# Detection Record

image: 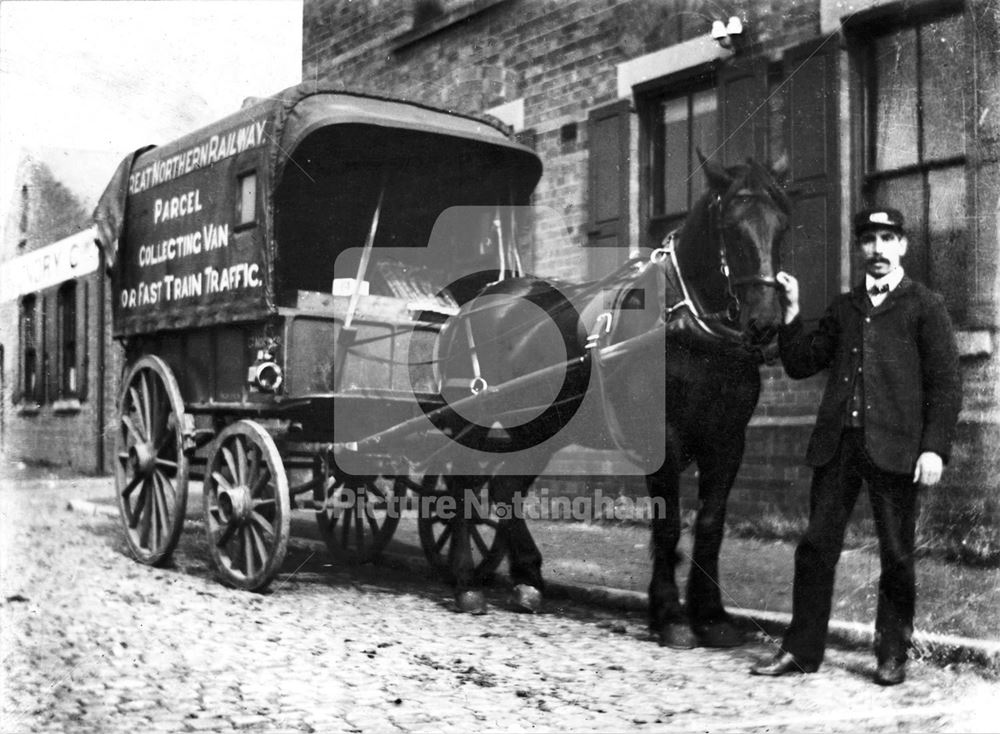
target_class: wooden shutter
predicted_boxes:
[587,100,631,277]
[781,39,841,323]
[718,57,767,163]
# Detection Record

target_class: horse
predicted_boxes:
[436,153,790,647]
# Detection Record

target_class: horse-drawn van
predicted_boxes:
[95,83,546,592]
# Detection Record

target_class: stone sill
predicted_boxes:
[391,0,509,52]
[956,330,993,359]
[52,398,83,415]
[16,404,41,416]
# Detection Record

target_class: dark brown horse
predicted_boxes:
[437,154,790,646]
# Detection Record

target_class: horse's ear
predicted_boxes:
[770,153,790,186]
[697,148,732,191]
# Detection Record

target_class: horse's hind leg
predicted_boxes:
[492,475,544,612]
[686,447,744,647]
[646,464,696,648]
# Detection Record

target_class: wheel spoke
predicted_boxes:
[121,413,144,446]
[366,511,381,538]
[234,438,248,486]
[129,479,149,529]
[216,520,238,549]
[470,525,490,557]
[222,445,239,485]
[149,473,165,552]
[250,466,271,498]
[120,472,143,500]
[128,387,147,439]
[243,528,256,579]
[248,446,261,492]
[139,373,153,441]
[211,470,234,493]
[250,510,275,539]
[433,523,453,554]
[155,457,178,472]
[249,523,269,568]
[137,478,154,547]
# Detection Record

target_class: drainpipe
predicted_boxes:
[96,248,106,475]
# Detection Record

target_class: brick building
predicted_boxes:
[1,0,997,558]
[0,152,123,474]
[300,0,999,551]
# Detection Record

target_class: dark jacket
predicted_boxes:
[779,276,961,474]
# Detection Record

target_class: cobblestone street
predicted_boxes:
[1,475,996,733]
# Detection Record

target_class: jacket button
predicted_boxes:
[851,347,859,354]
[864,317,871,323]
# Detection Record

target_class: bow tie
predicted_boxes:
[868,283,890,296]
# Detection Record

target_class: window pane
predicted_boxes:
[927,167,967,318]
[874,28,918,171]
[238,173,257,224]
[690,89,718,200]
[921,15,967,161]
[662,97,689,214]
[874,173,924,279]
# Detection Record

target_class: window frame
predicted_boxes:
[57,280,78,398]
[853,4,972,323]
[18,293,39,406]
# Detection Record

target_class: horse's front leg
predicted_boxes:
[686,437,746,647]
[491,474,544,612]
[646,462,696,648]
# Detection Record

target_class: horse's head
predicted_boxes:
[679,152,790,348]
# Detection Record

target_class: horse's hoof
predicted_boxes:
[455,590,488,614]
[695,620,744,648]
[658,622,697,649]
[513,584,542,613]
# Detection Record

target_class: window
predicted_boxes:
[20,294,38,404]
[58,281,78,396]
[649,84,718,236]
[236,172,257,226]
[638,45,840,321]
[860,11,969,320]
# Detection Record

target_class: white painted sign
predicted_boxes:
[0,226,99,301]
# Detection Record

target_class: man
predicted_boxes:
[749,207,961,685]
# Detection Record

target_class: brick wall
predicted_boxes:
[298,0,1000,550]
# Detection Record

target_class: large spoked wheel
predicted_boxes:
[417,475,507,585]
[114,355,189,566]
[313,463,405,563]
[202,420,290,591]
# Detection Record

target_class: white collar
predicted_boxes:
[866,267,905,294]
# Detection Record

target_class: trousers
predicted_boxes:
[782,429,919,667]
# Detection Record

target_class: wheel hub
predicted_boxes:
[217,485,253,524]
[129,443,157,477]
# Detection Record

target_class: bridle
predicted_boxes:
[649,171,787,354]
[706,190,783,323]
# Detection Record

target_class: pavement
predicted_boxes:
[2,467,999,733]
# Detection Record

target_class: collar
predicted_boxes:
[866,268,905,295]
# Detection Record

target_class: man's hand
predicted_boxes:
[914,451,944,486]
[775,271,800,324]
